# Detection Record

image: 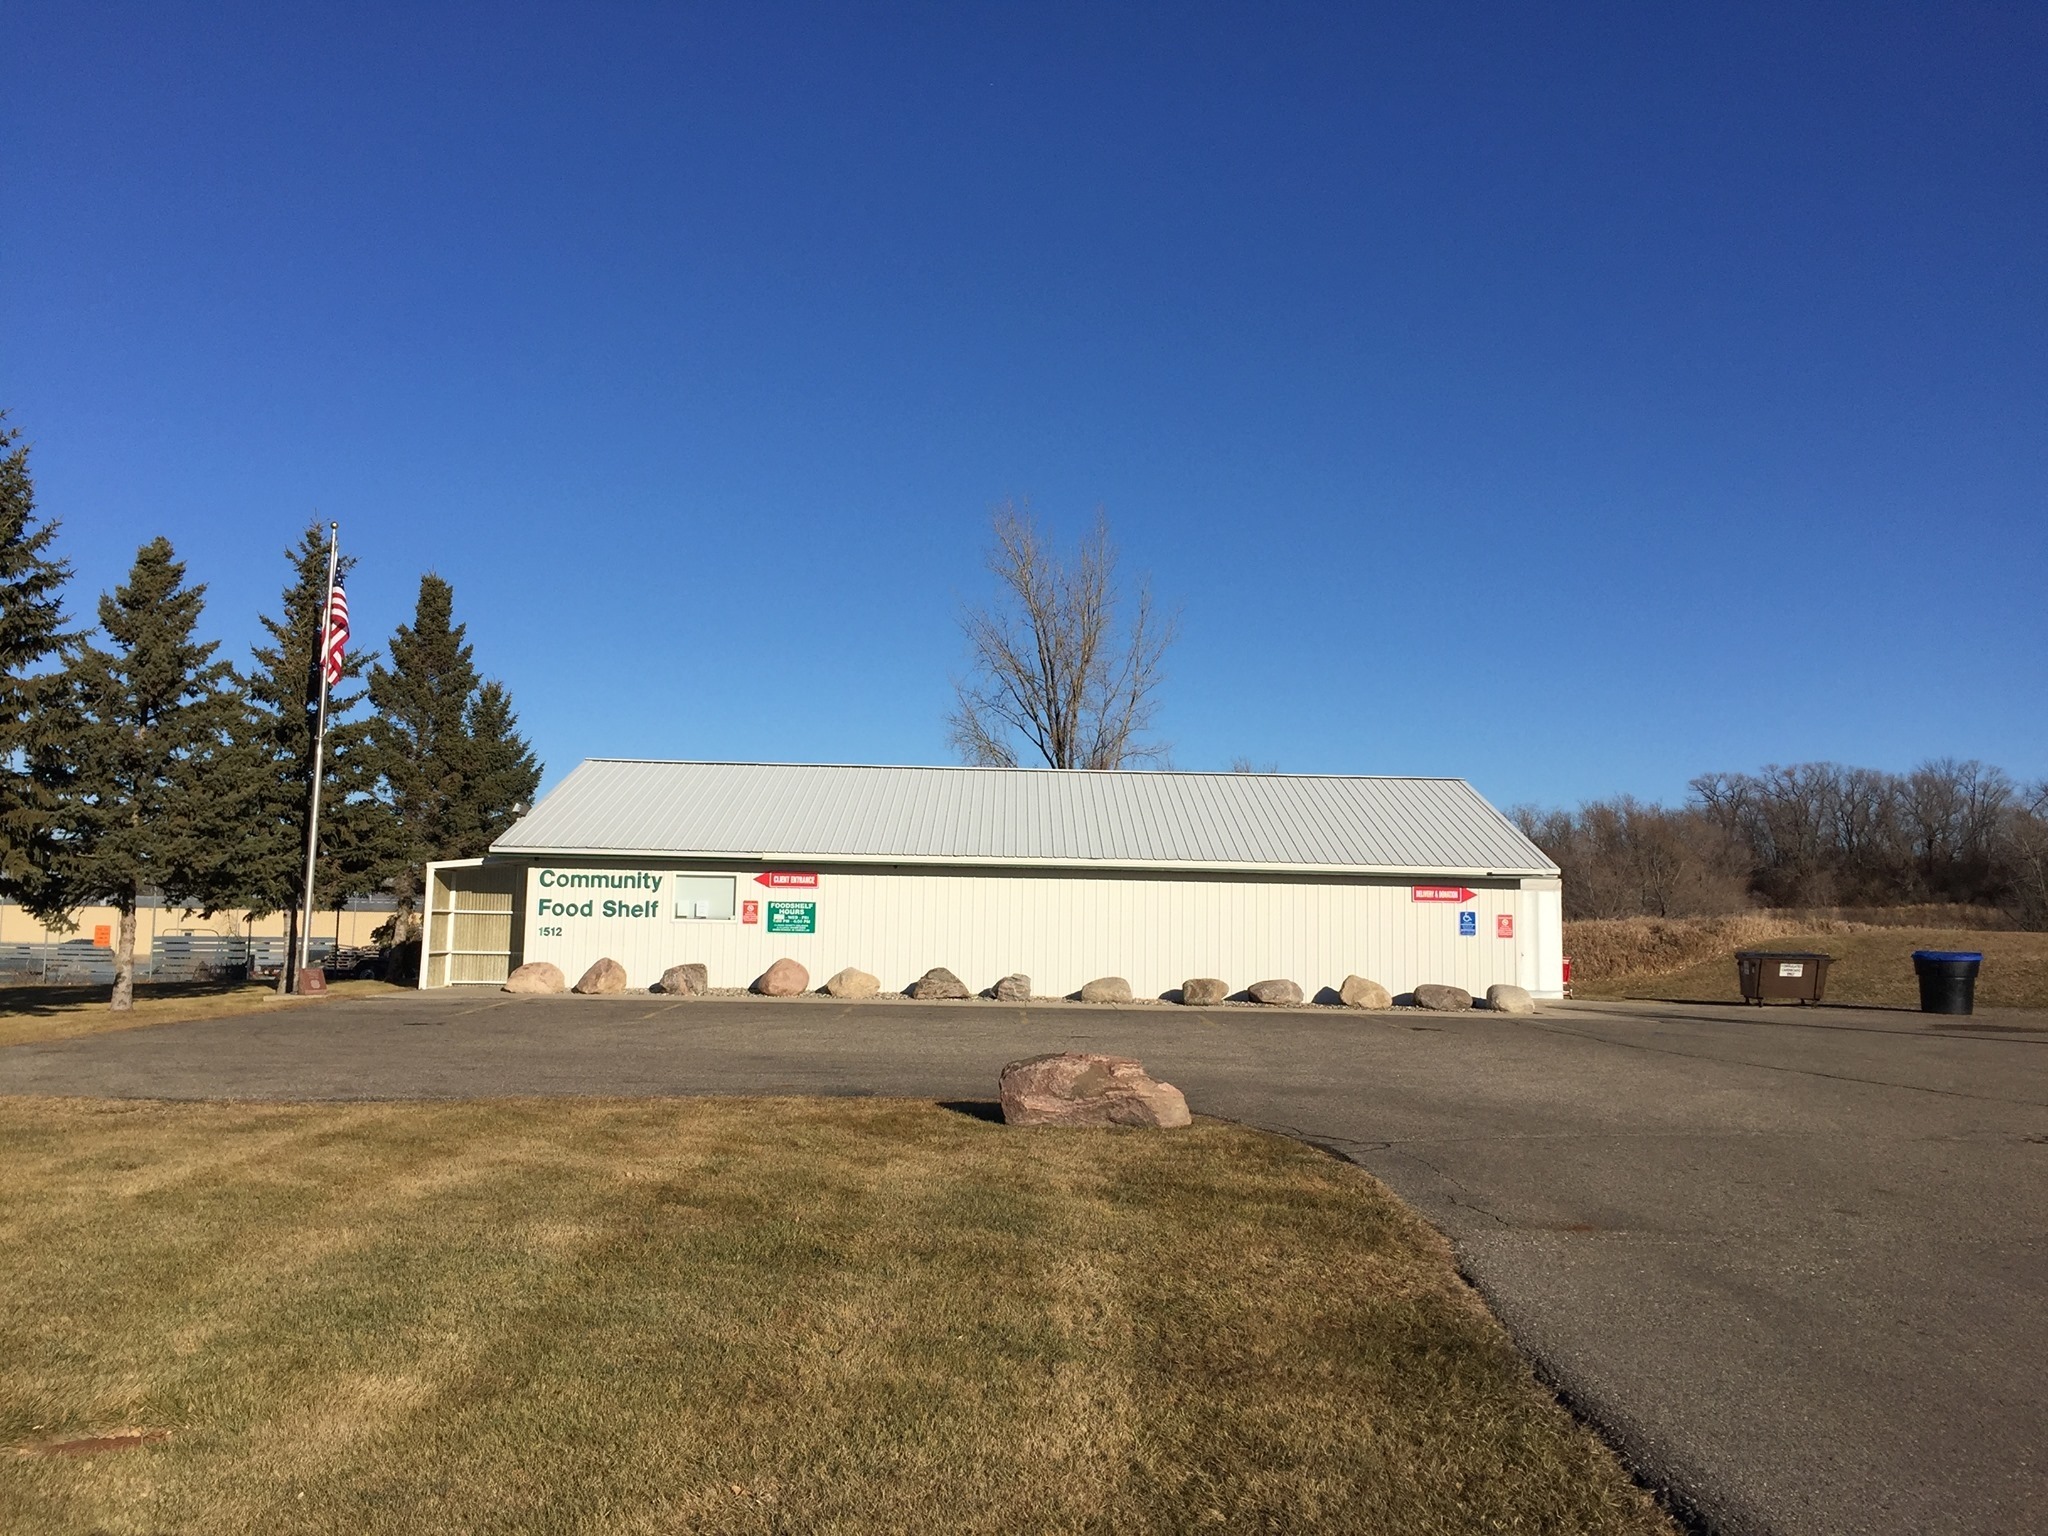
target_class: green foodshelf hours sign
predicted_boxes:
[766,900,816,934]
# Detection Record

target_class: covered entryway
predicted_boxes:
[423,858,525,986]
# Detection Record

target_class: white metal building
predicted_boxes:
[422,760,1564,999]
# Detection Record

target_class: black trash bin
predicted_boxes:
[1911,950,1982,1015]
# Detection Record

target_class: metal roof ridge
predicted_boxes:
[573,758,1471,782]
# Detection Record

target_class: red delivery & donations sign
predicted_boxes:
[1411,885,1476,903]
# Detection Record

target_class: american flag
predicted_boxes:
[322,585,350,688]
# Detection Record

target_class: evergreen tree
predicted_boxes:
[456,680,541,856]
[30,539,244,1009]
[369,574,539,903]
[369,574,477,899]
[0,413,74,899]
[234,524,401,981]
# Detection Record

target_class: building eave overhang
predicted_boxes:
[485,844,1557,880]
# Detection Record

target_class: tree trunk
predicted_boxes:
[276,906,297,994]
[110,901,137,1012]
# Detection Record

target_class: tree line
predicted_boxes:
[1516,759,2048,926]
[0,414,540,1007]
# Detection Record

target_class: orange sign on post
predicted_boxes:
[93,924,112,949]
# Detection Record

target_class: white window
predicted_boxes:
[673,875,737,921]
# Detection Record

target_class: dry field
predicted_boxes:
[0,979,401,1049]
[1567,914,2048,1010]
[0,1097,1673,1535]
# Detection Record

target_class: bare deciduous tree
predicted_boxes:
[1528,759,2048,923]
[948,503,1177,770]
[2000,780,2048,927]
[1514,798,1751,919]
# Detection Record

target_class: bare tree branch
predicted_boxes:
[948,502,1178,770]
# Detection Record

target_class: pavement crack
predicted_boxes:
[1396,1146,1514,1227]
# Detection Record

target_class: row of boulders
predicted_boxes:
[503,957,1536,1014]
[1399,982,1536,1014]
[510,970,1199,1129]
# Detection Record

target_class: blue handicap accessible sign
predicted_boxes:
[1458,910,1477,936]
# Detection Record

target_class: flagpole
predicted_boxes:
[296,521,341,988]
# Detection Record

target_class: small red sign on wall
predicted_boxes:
[1497,915,1515,939]
[93,924,112,948]
[755,871,819,888]
[741,900,760,924]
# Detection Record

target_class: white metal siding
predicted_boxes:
[501,861,1564,1000]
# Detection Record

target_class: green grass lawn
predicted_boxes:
[1573,926,2048,1010]
[0,1097,1672,1535]
[0,978,404,1049]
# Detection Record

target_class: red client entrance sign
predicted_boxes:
[755,871,819,888]
[1411,885,1477,903]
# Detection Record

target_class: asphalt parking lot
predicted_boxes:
[5,991,2045,1536]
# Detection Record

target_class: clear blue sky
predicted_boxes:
[6,2,2044,810]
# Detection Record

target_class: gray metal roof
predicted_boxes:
[492,760,1557,878]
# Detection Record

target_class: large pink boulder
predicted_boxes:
[999,1053,1191,1129]
[753,958,810,996]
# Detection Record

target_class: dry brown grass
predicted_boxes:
[1765,903,2016,931]
[1564,905,2024,987]
[0,979,402,1049]
[1568,917,2048,1010]
[1564,914,1848,984]
[0,1097,1674,1535]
